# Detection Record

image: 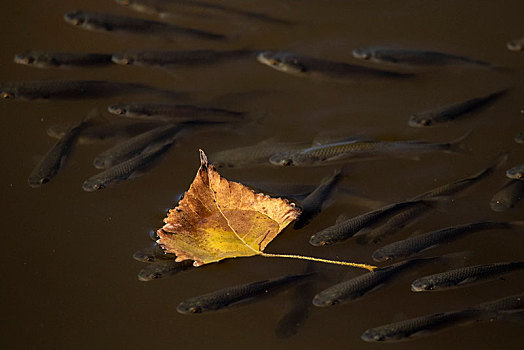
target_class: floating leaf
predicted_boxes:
[157,150,376,271]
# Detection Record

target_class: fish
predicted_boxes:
[294,169,343,229]
[357,153,508,244]
[107,103,245,123]
[138,260,193,281]
[28,113,94,187]
[361,308,489,342]
[506,165,524,180]
[371,221,522,262]
[210,138,308,168]
[111,50,254,68]
[47,121,162,144]
[490,179,524,211]
[0,80,181,100]
[313,257,439,307]
[408,89,508,127]
[310,199,433,246]
[352,46,492,68]
[256,51,412,81]
[93,124,180,169]
[507,38,524,52]
[82,142,173,191]
[13,51,113,68]
[269,132,470,167]
[475,292,524,311]
[133,243,176,262]
[64,11,225,41]
[114,0,291,25]
[274,280,315,338]
[515,132,524,144]
[176,273,314,314]
[411,262,524,291]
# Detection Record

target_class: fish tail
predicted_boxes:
[492,309,524,324]
[446,130,473,153]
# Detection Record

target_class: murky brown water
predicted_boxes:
[1,1,523,349]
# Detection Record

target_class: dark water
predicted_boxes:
[1,1,523,349]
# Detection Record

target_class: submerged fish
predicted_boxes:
[352,46,492,68]
[28,115,94,187]
[14,51,112,68]
[111,50,254,68]
[210,138,308,168]
[372,221,522,262]
[507,38,524,52]
[310,199,432,246]
[275,280,315,338]
[176,273,314,314]
[256,51,411,81]
[490,179,524,211]
[64,11,225,40]
[358,153,508,244]
[133,243,175,262]
[411,261,524,291]
[313,257,438,307]
[83,142,173,191]
[47,121,162,144]
[138,260,193,281]
[506,165,524,180]
[408,89,508,127]
[93,124,180,169]
[269,132,470,167]
[0,80,179,100]
[294,170,343,229]
[476,292,524,311]
[107,103,244,123]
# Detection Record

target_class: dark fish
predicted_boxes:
[14,51,112,68]
[408,89,508,127]
[358,153,508,244]
[310,199,432,246]
[107,103,244,123]
[372,221,521,262]
[352,46,492,68]
[138,260,193,281]
[93,124,180,169]
[111,50,254,68]
[506,165,524,180]
[64,11,225,41]
[28,116,93,187]
[515,132,524,144]
[133,243,175,262]
[313,257,438,307]
[82,142,173,191]
[269,132,470,167]
[476,292,524,311]
[490,179,524,211]
[507,38,524,52]
[114,0,291,25]
[47,121,162,144]
[0,80,180,100]
[411,262,524,291]
[256,51,412,81]
[176,273,313,314]
[361,309,488,342]
[294,170,342,229]
[210,138,308,168]
[275,280,315,338]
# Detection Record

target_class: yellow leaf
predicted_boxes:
[157,150,301,266]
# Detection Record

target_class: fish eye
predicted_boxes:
[280,159,293,166]
[1,92,14,99]
[419,119,432,126]
[268,59,279,66]
[151,273,161,279]
[116,108,126,115]
[40,177,50,184]
[189,306,202,313]
[373,334,385,341]
[94,184,105,190]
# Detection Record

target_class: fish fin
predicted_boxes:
[311,133,373,146]
[446,130,473,153]
[457,277,479,285]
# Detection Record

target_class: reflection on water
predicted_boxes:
[1,0,523,349]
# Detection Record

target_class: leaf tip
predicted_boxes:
[199,149,208,167]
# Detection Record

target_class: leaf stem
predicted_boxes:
[260,252,377,271]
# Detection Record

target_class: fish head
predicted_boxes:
[107,104,128,116]
[82,178,106,192]
[111,53,134,65]
[361,329,386,342]
[507,41,523,52]
[506,168,523,180]
[371,250,391,262]
[312,293,339,307]
[309,232,332,247]
[64,11,86,26]
[269,152,298,167]
[490,198,510,212]
[114,0,132,6]
[408,115,433,127]
[137,269,162,281]
[14,51,36,65]
[0,88,16,100]
[28,175,51,187]
[256,51,306,74]
[352,48,372,60]
[176,301,203,314]
[410,279,432,292]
